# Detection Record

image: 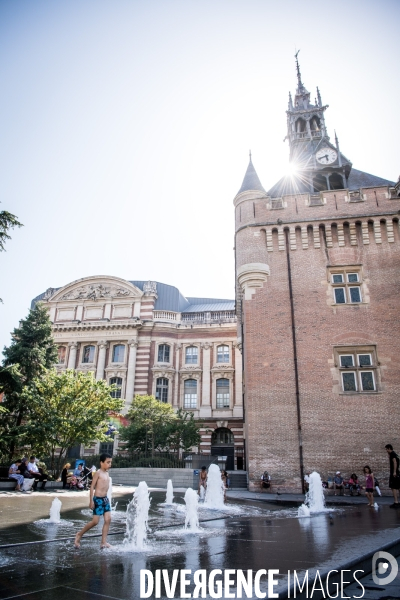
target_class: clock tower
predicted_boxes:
[286,52,352,193]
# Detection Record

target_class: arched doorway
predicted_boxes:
[211,427,234,470]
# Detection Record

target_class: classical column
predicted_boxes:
[233,342,243,417]
[173,344,181,407]
[200,342,211,418]
[125,340,138,408]
[96,341,108,380]
[67,342,78,369]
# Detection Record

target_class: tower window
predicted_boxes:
[295,118,307,133]
[329,173,344,190]
[336,349,377,393]
[313,174,327,193]
[158,344,170,363]
[330,270,362,304]
[310,115,321,131]
[184,379,197,409]
[156,377,169,403]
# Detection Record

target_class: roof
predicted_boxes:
[182,301,235,313]
[267,168,395,198]
[31,281,234,313]
[236,158,266,195]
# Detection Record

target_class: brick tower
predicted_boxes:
[234,56,400,492]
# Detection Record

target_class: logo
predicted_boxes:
[372,551,398,585]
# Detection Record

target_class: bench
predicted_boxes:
[0,466,17,490]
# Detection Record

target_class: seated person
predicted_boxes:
[261,471,271,489]
[333,471,344,495]
[9,460,24,492]
[348,473,361,496]
[73,464,84,478]
[27,455,47,491]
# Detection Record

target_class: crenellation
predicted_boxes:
[301,225,308,249]
[373,220,382,244]
[362,221,369,245]
[289,226,296,250]
[313,224,320,248]
[325,224,333,247]
[337,223,345,246]
[387,220,395,243]
[349,222,357,246]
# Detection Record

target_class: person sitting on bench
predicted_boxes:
[27,456,47,491]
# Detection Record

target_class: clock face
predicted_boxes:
[316,147,337,165]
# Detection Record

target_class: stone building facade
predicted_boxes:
[33,277,244,469]
[234,59,400,491]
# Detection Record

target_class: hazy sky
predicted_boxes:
[1,0,399,350]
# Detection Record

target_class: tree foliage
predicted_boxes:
[0,207,23,303]
[0,303,58,457]
[0,208,22,253]
[119,396,202,456]
[21,369,123,476]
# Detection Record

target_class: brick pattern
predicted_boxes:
[236,185,400,491]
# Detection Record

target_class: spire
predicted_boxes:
[288,91,293,111]
[237,155,265,195]
[295,50,307,95]
[317,86,322,106]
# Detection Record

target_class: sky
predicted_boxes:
[0,0,399,351]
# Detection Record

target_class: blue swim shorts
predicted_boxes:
[93,496,111,515]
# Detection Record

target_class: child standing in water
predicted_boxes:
[74,453,112,549]
[363,465,375,507]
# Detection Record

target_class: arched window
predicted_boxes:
[217,345,229,363]
[112,344,125,363]
[310,115,320,131]
[82,345,95,363]
[110,377,122,398]
[296,118,306,133]
[156,378,169,403]
[158,344,170,363]
[212,427,234,445]
[184,379,197,409]
[185,346,198,364]
[313,174,327,193]
[329,173,344,190]
[216,378,230,408]
[57,346,66,364]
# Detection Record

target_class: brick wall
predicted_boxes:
[236,186,400,491]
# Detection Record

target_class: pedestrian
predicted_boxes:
[385,444,400,508]
[198,466,207,495]
[61,463,71,489]
[74,453,113,549]
[363,466,375,507]
[9,459,24,492]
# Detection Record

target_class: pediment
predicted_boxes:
[50,276,143,302]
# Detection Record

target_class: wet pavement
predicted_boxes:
[0,488,399,599]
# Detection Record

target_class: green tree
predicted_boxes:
[0,303,58,457]
[0,207,23,302]
[165,408,202,454]
[119,395,176,456]
[119,398,202,457]
[21,369,123,476]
